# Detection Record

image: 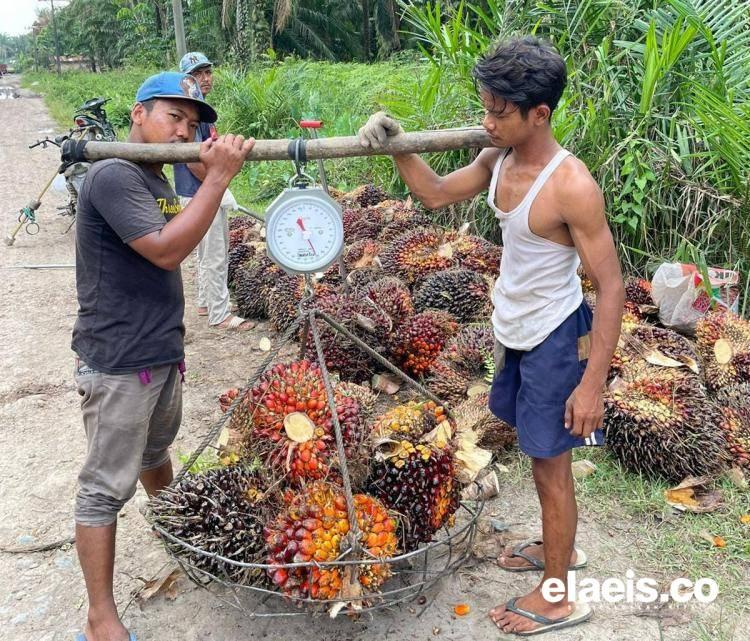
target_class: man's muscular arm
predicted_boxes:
[560,165,625,438]
[392,147,500,209]
[358,112,500,208]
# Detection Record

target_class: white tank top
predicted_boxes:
[488,148,582,350]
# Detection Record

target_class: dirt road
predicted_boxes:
[0,73,742,641]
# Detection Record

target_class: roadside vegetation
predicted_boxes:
[21,0,750,313]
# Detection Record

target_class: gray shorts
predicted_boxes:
[74,359,183,526]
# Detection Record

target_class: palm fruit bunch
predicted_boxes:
[377,212,433,243]
[149,465,269,585]
[442,231,503,277]
[229,227,246,250]
[610,324,700,381]
[361,277,415,329]
[340,184,389,208]
[372,399,448,440]
[370,198,430,242]
[367,436,459,551]
[585,279,648,329]
[624,276,655,307]
[218,387,239,414]
[227,243,256,287]
[367,400,461,549]
[696,311,750,392]
[267,274,306,332]
[314,263,343,288]
[343,238,382,270]
[264,482,398,600]
[228,213,259,233]
[621,301,646,332]
[717,405,750,470]
[604,369,729,481]
[376,228,455,285]
[389,310,459,376]
[234,255,283,320]
[577,265,595,294]
[228,218,251,250]
[342,207,389,242]
[240,360,367,484]
[414,269,492,323]
[218,386,255,439]
[342,208,375,241]
[454,393,517,452]
[587,298,645,328]
[305,293,391,383]
[345,267,383,291]
[583,291,597,314]
[334,381,378,420]
[427,324,495,403]
[371,198,418,221]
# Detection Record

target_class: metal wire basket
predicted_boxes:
[148,303,486,616]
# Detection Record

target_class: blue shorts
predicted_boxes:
[489,302,605,459]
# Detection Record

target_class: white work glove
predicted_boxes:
[358,111,403,149]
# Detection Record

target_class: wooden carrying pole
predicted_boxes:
[78,128,493,164]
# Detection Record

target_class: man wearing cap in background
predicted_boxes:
[174,52,253,330]
[71,71,254,641]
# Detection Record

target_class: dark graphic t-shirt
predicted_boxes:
[173,122,213,197]
[72,159,185,374]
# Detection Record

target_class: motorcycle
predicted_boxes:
[5,97,117,245]
[56,97,117,218]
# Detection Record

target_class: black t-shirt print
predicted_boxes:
[72,159,185,374]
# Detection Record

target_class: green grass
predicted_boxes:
[23,67,158,135]
[691,615,743,641]
[568,448,749,608]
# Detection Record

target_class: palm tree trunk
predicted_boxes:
[361,0,370,61]
[152,0,163,37]
[385,0,400,51]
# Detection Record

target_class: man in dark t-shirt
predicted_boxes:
[71,71,254,641]
[74,160,186,372]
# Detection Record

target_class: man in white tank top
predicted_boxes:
[359,37,624,635]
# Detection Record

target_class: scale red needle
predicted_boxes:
[296,217,316,255]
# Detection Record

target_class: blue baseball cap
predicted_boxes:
[179,52,213,74]
[135,71,217,123]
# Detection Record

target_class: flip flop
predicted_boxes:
[211,314,255,331]
[498,539,588,572]
[499,597,592,636]
[75,634,137,641]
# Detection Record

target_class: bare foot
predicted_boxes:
[497,541,578,570]
[84,616,131,641]
[489,587,573,634]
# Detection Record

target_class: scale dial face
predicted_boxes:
[265,187,344,274]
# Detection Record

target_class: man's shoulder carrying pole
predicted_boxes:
[61,128,493,165]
